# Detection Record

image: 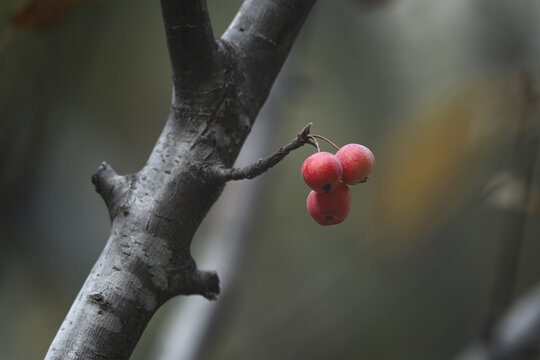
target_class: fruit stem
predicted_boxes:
[311,134,340,151]
[309,135,321,152]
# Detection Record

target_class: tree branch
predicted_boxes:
[160,0,219,96]
[46,0,318,358]
[206,122,314,181]
[151,49,302,360]
[222,0,317,115]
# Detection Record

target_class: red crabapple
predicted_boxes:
[306,182,352,225]
[335,144,375,185]
[301,152,343,193]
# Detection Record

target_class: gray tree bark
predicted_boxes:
[45,0,317,359]
[150,48,301,360]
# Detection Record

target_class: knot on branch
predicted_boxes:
[91,162,128,218]
[175,269,221,301]
[203,122,314,181]
[193,270,221,301]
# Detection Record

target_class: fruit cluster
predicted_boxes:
[302,139,374,226]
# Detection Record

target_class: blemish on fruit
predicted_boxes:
[325,215,334,220]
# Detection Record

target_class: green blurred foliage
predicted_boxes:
[1,0,540,359]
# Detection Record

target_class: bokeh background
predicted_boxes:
[1,0,540,359]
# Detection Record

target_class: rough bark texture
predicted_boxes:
[45,0,317,359]
[151,52,300,360]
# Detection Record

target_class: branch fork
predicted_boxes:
[46,0,318,358]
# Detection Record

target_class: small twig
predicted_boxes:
[207,123,315,181]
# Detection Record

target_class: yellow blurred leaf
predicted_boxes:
[370,75,524,250]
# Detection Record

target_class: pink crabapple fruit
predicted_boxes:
[306,182,352,226]
[301,152,343,193]
[335,144,375,185]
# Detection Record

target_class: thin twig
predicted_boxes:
[207,123,315,181]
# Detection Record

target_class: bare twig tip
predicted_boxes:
[197,270,221,301]
[299,122,312,138]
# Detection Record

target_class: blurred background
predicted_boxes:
[1,0,540,359]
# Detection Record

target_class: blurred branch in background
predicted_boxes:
[457,281,540,360]
[456,72,540,360]
[150,45,303,360]
[484,72,540,333]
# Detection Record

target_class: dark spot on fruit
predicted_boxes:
[325,215,333,220]
[323,184,332,193]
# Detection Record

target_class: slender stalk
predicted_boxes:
[311,134,340,151]
[309,135,321,152]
